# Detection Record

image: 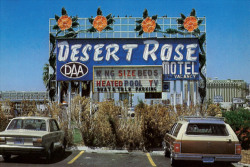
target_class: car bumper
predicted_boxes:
[0,145,45,155]
[173,153,242,163]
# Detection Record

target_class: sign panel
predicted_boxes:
[162,82,170,92]
[232,98,245,104]
[93,66,162,93]
[213,96,223,103]
[56,38,199,81]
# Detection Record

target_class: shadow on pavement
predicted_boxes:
[0,150,72,164]
[173,161,235,167]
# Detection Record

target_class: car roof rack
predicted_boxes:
[178,116,225,122]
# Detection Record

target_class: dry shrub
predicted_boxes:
[205,104,221,117]
[20,100,38,116]
[0,102,9,131]
[135,104,177,149]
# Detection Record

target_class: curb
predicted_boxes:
[70,146,166,155]
[69,146,129,154]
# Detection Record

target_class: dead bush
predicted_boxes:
[0,102,9,131]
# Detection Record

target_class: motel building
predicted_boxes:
[48,8,207,109]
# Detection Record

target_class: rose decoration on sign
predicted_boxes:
[183,16,198,32]
[87,8,114,32]
[57,15,72,31]
[52,7,79,37]
[177,9,203,34]
[135,9,161,36]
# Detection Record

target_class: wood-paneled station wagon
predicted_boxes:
[0,117,66,163]
[162,116,242,166]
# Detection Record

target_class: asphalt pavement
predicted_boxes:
[0,150,248,167]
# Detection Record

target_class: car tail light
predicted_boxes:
[33,138,42,146]
[235,144,241,154]
[174,142,181,153]
[0,137,6,144]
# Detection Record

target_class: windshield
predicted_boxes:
[7,119,47,131]
[186,123,228,136]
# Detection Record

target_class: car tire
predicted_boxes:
[2,154,11,162]
[170,153,179,166]
[164,149,170,157]
[61,139,67,156]
[46,145,53,164]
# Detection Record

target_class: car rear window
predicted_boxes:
[173,123,182,137]
[7,119,47,131]
[186,123,228,136]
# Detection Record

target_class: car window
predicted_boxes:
[186,123,228,136]
[169,123,177,135]
[173,123,182,137]
[50,120,59,132]
[7,119,47,131]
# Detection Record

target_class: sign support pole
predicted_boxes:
[180,80,183,105]
[194,81,197,105]
[90,81,93,116]
[68,82,71,129]
[174,80,176,111]
[79,82,82,97]
[187,81,190,106]
[58,82,61,104]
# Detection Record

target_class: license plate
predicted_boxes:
[202,157,214,163]
[14,138,24,145]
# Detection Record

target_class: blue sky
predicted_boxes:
[0,0,249,91]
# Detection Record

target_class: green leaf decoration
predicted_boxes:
[193,28,200,35]
[181,13,186,20]
[143,9,148,19]
[106,14,112,20]
[155,23,161,30]
[89,18,94,24]
[198,19,203,25]
[72,22,79,28]
[104,26,113,31]
[135,25,142,31]
[108,18,114,25]
[56,30,62,36]
[177,18,184,24]
[55,15,60,21]
[68,28,74,32]
[72,16,78,22]
[49,33,55,45]
[49,54,56,70]
[87,27,97,33]
[190,9,196,17]
[52,24,59,30]
[136,20,143,24]
[178,25,185,31]
[64,32,76,38]
[165,28,179,34]
[97,8,102,15]
[62,7,67,15]
[199,53,206,67]
[152,15,157,20]
[139,30,144,36]
[199,33,206,46]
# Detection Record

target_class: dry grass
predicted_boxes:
[241,150,250,165]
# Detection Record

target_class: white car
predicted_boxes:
[0,117,66,163]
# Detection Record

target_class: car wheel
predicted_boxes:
[46,145,53,164]
[164,149,170,157]
[2,154,11,162]
[170,153,178,166]
[61,139,67,155]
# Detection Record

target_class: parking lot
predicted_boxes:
[0,150,245,167]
